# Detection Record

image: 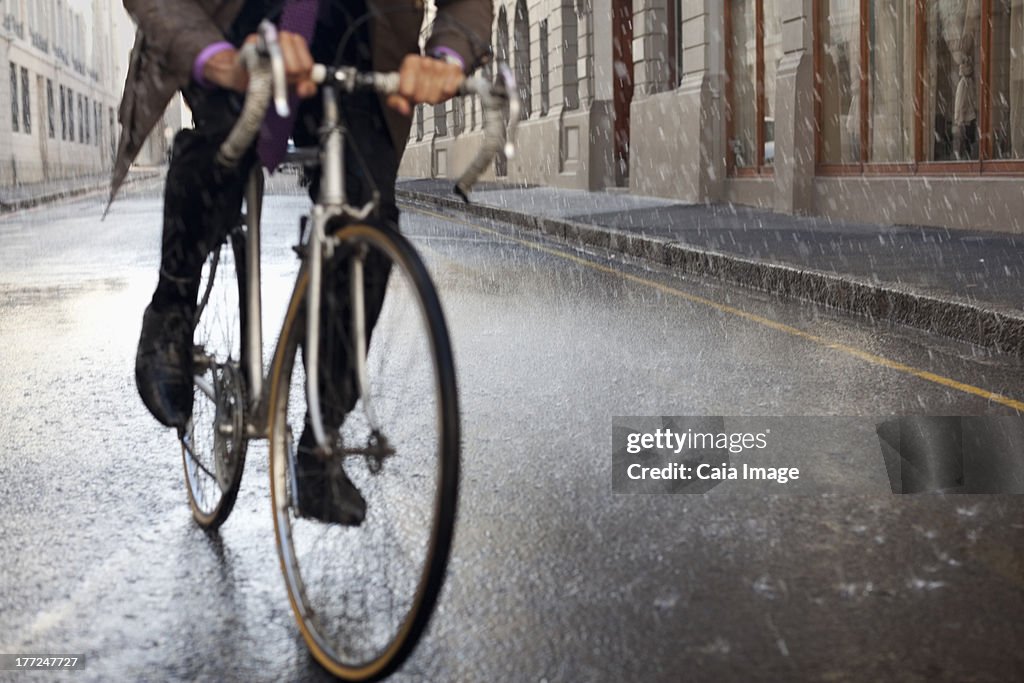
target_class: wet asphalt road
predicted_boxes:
[1,177,1023,682]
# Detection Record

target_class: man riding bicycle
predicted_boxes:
[110,0,493,525]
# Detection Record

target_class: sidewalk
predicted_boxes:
[396,179,1024,357]
[0,166,164,213]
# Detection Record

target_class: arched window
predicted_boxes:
[496,6,510,64]
[514,0,531,118]
[495,7,511,176]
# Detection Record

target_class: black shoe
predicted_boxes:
[135,301,195,429]
[295,426,366,526]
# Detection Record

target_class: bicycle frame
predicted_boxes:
[214,26,518,452]
[236,85,376,451]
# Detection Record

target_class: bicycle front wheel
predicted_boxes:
[267,222,460,681]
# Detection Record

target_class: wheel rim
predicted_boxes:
[268,226,459,678]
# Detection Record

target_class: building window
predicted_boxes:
[989,0,1024,160]
[497,6,510,65]
[4,0,24,38]
[67,87,74,141]
[20,67,30,134]
[667,0,682,88]
[540,19,550,116]
[871,1,914,162]
[415,104,424,141]
[9,63,18,133]
[495,5,510,177]
[94,101,100,146]
[816,0,1024,172]
[924,2,982,161]
[727,0,781,173]
[59,84,66,139]
[819,1,861,163]
[46,78,54,138]
[433,103,447,136]
[562,3,580,108]
[77,93,83,142]
[453,96,465,135]
[109,106,116,158]
[514,0,532,119]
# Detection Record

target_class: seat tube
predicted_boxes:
[245,167,265,405]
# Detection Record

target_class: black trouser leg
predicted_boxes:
[297,90,401,426]
[152,88,255,311]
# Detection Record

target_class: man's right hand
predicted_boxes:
[201,47,249,93]
[201,31,317,99]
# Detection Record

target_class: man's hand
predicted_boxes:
[202,31,317,98]
[386,54,464,116]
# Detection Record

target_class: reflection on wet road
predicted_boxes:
[1,180,1022,681]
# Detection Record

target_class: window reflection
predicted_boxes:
[729,0,782,170]
[869,1,914,162]
[925,0,982,161]
[730,0,758,168]
[763,0,781,165]
[820,1,861,164]
[989,0,1024,159]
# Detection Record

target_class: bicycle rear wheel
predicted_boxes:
[267,222,460,681]
[181,229,248,529]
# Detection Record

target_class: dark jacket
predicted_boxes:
[110,0,493,203]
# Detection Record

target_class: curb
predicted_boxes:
[397,188,1024,358]
[0,171,163,214]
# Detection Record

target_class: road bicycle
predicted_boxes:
[177,21,520,680]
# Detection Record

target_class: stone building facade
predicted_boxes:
[402,0,626,191]
[400,0,1024,234]
[1,0,173,188]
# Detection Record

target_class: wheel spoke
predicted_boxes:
[193,374,216,401]
[181,235,248,529]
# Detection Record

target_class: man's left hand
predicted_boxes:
[386,54,464,116]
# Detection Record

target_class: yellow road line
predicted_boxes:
[406,204,1024,413]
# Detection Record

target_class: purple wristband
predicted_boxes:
[428,46,466,71]
[193,41,235,89]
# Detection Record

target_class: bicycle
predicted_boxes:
[178,21,520,680]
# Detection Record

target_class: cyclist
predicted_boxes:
[110,0,493,524]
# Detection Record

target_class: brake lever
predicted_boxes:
[257,20,290,117]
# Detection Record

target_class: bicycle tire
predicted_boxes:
[267,221,460,681]
[181,229,249,529]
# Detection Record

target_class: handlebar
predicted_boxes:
[217,20,521,203]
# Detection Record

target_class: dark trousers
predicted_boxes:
[155,86,399,300]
